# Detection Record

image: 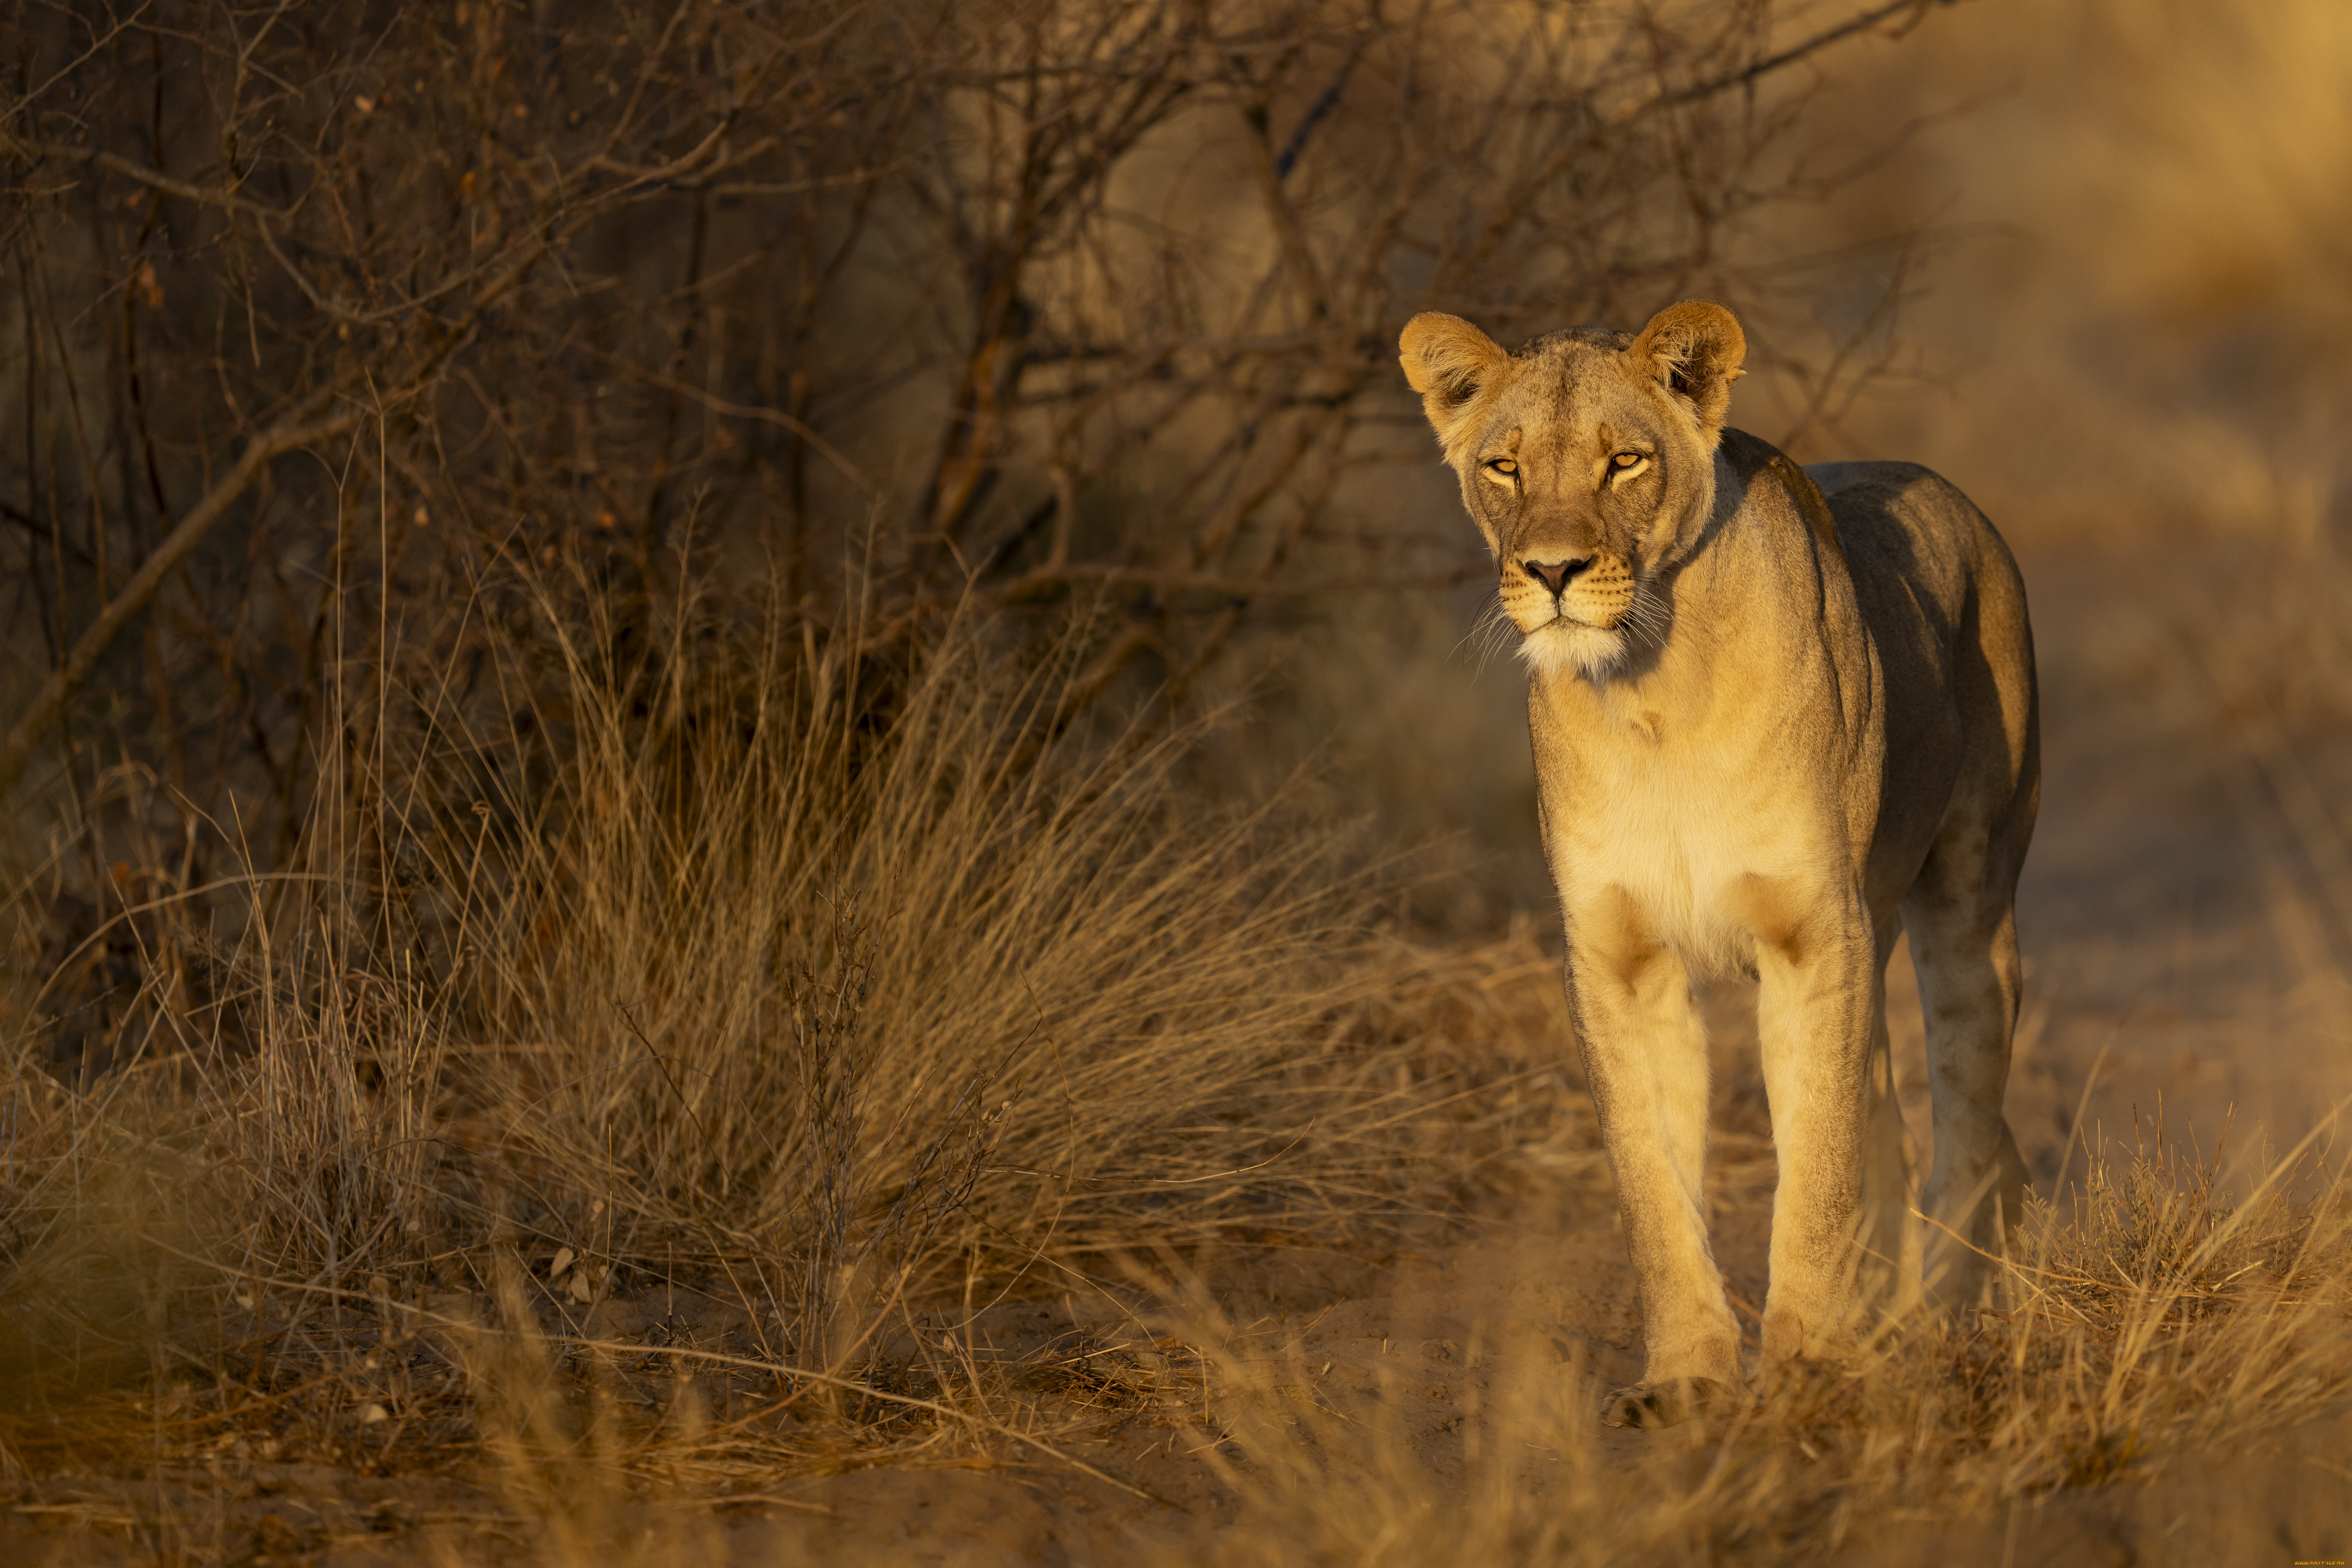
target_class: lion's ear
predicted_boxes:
[1629,300,1746,441]
[1399,312,1509,444]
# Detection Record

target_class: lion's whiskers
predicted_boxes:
[1618,587,1672,651]
[1457,596,1518,674]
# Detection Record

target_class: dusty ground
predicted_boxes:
[2010,546,2352,1173]
[8,539,2350,1565]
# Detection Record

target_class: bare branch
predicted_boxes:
[0,135,284,218]
[1653,0,1942,114]
[0,402,368,797]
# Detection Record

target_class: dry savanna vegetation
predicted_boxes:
[2,0,2349,1562]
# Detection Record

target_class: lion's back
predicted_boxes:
[1807,457,2037,859]
[1807,460,2028,671]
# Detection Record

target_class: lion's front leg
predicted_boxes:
[1567,892,1743,1418]
[1753,894,1880,1364]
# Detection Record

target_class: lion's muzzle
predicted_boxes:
[1504,550,1637,634]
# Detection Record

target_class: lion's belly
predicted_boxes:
[1544,731,1852,981]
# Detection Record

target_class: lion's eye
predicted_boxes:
[1486,458,1517,475]
[1611,452,1644,469]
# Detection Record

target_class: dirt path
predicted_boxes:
[2005,545,2352,1179]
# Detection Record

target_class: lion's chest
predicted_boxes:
[1535,699,1848,980]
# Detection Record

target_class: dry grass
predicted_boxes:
[1148,1141,2352,1567]
[0,575,1540,1537]
[4,601,2349,1562]
[3,573,2350,1564]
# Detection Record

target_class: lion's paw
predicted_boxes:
[1599,1376,1738,1429]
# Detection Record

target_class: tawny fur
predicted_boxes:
[1400,301,2039,1428]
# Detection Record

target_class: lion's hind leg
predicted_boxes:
[1903,859,2030,1310]
[1905,510,2038,1312]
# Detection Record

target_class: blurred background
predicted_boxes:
[2,0,2347,1296]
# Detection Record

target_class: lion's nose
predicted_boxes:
[1522,557,1590,597]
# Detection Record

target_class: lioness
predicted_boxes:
[1400,301,2037,1428]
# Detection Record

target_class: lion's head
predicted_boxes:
[1398,300,1746,681]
